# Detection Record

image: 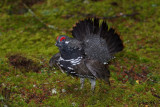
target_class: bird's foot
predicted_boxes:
[89,78,96,92]
[80,78,85,89]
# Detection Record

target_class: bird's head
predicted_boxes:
[55,35,70,48]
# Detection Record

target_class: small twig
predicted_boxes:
[23,3,57,30]
[63,12,139,20]
[81,12,139,19]
[152,94,160,99]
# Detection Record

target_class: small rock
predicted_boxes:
[72,102,76,106]
[52,88,57,94]
[47,25,56,29]
[152,4,157,7]
[4,105,8,107]
[83,0,89,4]
[74,88,78,90]
[62,89,66,93]
[2,83,5,87]
[119,12,123,16]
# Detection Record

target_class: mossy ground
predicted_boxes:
[0,0,160,106]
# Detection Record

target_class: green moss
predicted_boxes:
[0,0,160,106]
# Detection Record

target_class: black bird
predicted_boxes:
[49,18,124,91]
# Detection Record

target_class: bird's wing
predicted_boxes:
[49,53,66,74]
[85,60,110,80]
[74,59,110,81]
[72,18,124,63]
[49,53,60,67]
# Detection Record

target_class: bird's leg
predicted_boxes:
[80,78,85,89]
[89,78,96,91]
[105,77,111,86]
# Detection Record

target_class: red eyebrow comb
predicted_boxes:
[60,37,66,41]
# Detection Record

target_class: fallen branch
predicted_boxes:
[81,12,139,19]
[23,3,57,30]
[62,12,139,20]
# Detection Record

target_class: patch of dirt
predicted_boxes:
[113,62,152,84]
[8,54,42,72]
[110,2,118,7]
[121,66,149,84]
[20,85,52,104]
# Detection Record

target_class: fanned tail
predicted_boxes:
[72,18,124,57]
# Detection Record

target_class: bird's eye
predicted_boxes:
[60,37,66,42]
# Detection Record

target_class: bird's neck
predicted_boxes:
[60,47,83,60]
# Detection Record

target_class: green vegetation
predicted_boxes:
[0,0,160,106]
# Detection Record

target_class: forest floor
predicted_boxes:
[0,0,160,106]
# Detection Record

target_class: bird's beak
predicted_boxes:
[55,41,61,47]
[55,42,57,46]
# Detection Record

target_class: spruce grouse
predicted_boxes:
[49,18,124,91]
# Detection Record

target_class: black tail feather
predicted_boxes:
[93,18,99,34]
[102,28,124,54]
[72,18,93,41]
